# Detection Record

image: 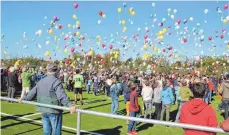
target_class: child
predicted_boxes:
[128,82,139,135]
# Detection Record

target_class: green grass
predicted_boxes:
[0,91,226,135]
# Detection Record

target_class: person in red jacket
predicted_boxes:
[128,82,139,135]
[180,82,218,135]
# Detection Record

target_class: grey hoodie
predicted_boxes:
[220,80,229,100]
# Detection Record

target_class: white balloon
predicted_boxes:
[98,20,101,24]
[204,9,208,14]
[167,8,171,13]
[46,40,50,45]
[171,15,175,20]
[152,2,156,7]
[226,16,229,21]
[173,9,177,14]
[189,17,193,21]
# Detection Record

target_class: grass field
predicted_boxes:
[0,91,226,135]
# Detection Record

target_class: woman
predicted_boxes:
[160,79,174,122]
[110,78,120,114]
[153,81,162,120]
[141,79,153,119]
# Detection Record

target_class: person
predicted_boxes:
[124,80,131,124]
[86,76,92,94]
[160,79,174,122]
[20,67,35,98]
[110,78,120,114]
[141,79,153,119]
[128,82,139,135]
[18,64,76,135]
[105,76,112,97]
[153,81,162,120]
[207,78,215,104]
[73,69,84,105]
[7,67,18,101]
[175,80,193,122]
[220,74,229,119]
[180,82,218,135]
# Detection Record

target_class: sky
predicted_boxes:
[1,1,229,61]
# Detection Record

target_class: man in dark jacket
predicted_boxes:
[19,64,76,135]
[8,67,18,100]
[220,74,229,119]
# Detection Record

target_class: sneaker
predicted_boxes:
[132,130,138,135]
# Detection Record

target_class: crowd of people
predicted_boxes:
[1,64,229,135]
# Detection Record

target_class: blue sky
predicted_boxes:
[1,1,229,60]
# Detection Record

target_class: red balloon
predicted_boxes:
[109,45,113,49]
[162,49,166,52]
[71,47,75,53]
[144,35,148,39]
[99,11,103,16]
[169,46,173,50]
[81,36,85,40]
[177,19,181,25]
[58,25,62,29]
[73,33,76,36]
[73,3,78,9]
[224,4,228,10]
[208,36,212,41]
[183,38,187,43]
[102,44,105,48]
[220,35,224,39]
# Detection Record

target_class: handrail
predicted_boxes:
[0,97,227,134]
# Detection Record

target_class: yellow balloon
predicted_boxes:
[61,32,65,36]
[64,49,68,53]
[227,45,229,49]
[123,27,127,32]
[153,47,158,51]
[76,31,80,36]
[115,51,119,55]
[45,51,50,57]
[96,35,101,39]
[143,44,147,50]
[117,8,122,13]
[175,55,178,59]
[131,11,136,16]
[162,28,167,33]
[114,54,118,59]
[68,24,72,28]
[48,29,53,35]
[76,21,80,25]
[73,15,77,20]
[128,8,133,13]
[121,20,126,25]
[159,36,164,40]
[223,19,227,24]
[158,31,163,36]
[89,50,93,56]
[54,36,58,41]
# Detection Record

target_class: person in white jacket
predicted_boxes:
[141,79,153,119]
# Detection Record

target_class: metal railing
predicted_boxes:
[0,97,227,134]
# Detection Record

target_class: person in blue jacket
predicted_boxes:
[160,79,174,122]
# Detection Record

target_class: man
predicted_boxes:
[7,67,18,101]
[18,64,76,135]
[220,73,229,119]
[73,69,84,105]
[180,82,218,135]
[20,67,35,98]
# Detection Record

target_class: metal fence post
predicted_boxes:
[76,111,81,135]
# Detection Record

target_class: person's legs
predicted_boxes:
[224,100,229,119]
[49,113,62,135]
[79,89,83,105]
[126,101,130,124]
[114,99,119,114]
[128,111,136,132]
[155,103,162,120]
[208,91,212,104]
[8,87,12,98]
[11,87,16,99]
[42,113,52,135]
[111,99,114,114]
[175,101,184,122]
[20,87,26,98]
[165,104,171,121]
[25,87,30,94]
[144,102,151,119]
[160,104,165,121]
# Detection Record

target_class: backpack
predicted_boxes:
[221,117,229,132]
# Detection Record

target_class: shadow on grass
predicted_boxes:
[81,125,122,135]
[1,113,34,121]
[137,123,154,132]
[82,100,124,110]
[14,127,43,135]
[117,109,126,116]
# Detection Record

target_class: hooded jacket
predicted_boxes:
[220,80,229,100]
[180,99,218,135]
[160,87,174,105]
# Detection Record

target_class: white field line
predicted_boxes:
[22,113,42,118]
[0,112,105,135]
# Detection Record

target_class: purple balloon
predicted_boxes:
[74,3,78,9]
[53,16,58,21]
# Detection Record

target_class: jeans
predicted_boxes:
[111,99,119,114]
[175,101,186,122]
[204,90,212,104]
[144,100,152,119]
[86,85,91,93]
[8,86,16,99]
[154,102,162,120]
[105,85,110,97]
[42,113,62,135]
[223,100,229,119]
[160,104,171,121]
[128,111,137,132]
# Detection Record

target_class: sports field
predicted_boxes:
[0,91,226,135]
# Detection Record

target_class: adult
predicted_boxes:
[220,74,229,119]
[110,78,120,114]
[18,64,76,135]
[141,79,153,119]
[73,69,84,105]
[153,81,162,120]
[20,67,35,98]
[180,82,218,135]
[7,67,18,100]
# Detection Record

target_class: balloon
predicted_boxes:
[73,15,77,20]
[117,8,122,13]
[121,20,126,25]
[99,11,103,16]
[77,58,80,62]
[76,21,80,25]
[71,47,75,53]
[58,25,62,29]
[200,35,204,41]
[204,9,208,14]
[76,31,80,36]
[48,29,53,34]
[223,19,227,24]
[53,16,58,21]
[123,27,127,32]
[138,28,141,32]
[183,38,187,43]
[36,30,42,36]
[208,36,212,41]
[224,4,228,10]
[123,3,127,8]
[143,44,147,50]
[173,9,177,14]
[162,28,167,33]
[220,35,224,39]
[131,11,136,16]
[226,16,229,21]
[102,44,105,48]
[68,24,72,28]
[177,19,181,24]
[98,20,102,24]
[171,15,175,20]
[46,40,50,45]
[152,2,156,7]
[64,48,68,53]
[73,3,78,9]
[102,14,106,18]
[159,36,164,40]
[45,51,50,57]
[183,19,188,24]
[158,22,163,27]
[167,8,171,13]
[195,56,200,61]
[109,45,113,49]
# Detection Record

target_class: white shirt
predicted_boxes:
[106,79,112,86]
[141,86,153,102]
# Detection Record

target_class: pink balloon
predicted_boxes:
[195,56,200,61]
[53,16,58,21]
[224,4,228,10]
[71,47,75,53]
[177,19,181,25]
[109,45,113,49]
[208,36,212,41]
[74,3,78,9]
